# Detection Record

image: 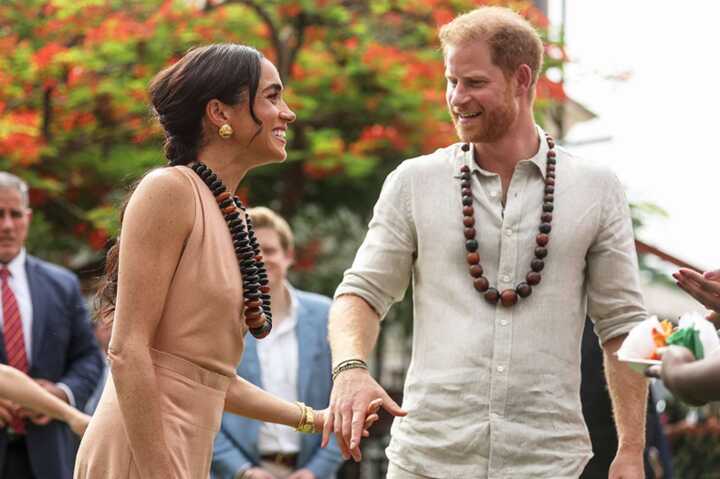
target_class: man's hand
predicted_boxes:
[287,469,315,479]
[646,345,706,406]
[242,467,276,479]
[673,268,720,313]
[608,448,645,479]
[0,398,14,427]
[322,368,406,462]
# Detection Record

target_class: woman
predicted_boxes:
[646,268,720,404]
[75,44,378,478]
[0,364,89,436]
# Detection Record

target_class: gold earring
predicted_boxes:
[218,123,233,139]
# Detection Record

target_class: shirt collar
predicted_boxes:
[3,248,26,278]
[457,124,550,179]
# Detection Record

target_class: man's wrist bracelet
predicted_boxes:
[332,359,369,381]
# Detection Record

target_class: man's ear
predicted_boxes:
[205,99,232,128]
[514,64,533,98]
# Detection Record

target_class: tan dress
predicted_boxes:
[75,166,247,478]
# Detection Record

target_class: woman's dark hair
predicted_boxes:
[94,44,264,321]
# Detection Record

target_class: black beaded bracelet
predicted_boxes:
[332,359,369,382]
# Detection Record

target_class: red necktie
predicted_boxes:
[1,267,28,433]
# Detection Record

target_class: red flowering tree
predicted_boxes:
[0,0,565,279]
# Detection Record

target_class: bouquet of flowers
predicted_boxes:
[618,312,719,371]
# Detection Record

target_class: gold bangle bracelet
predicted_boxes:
[294,401,316,434]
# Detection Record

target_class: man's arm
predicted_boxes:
[211,426,254,479]
[603,335,647,476]
[57,275,104,409]
[586,171,648,479]
[322,295,405,462]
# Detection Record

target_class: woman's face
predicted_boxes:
[231,58,296,164]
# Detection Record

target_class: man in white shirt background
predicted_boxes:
[212,207,342,479]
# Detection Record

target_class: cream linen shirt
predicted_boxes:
[335,126,647,479]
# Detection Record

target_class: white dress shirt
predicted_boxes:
[256,284,301,455]
[335,126,647,478]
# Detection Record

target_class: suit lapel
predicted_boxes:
[26,257,47,368]
[295,296,314,402]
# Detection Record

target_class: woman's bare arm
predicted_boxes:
[108,168,194,478]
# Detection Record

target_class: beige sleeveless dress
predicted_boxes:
[75,166,247,478]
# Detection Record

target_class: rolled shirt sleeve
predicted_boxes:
[334,164,416,319]
[586,172,647,343]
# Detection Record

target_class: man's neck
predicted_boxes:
[269,282,291,326]
[472,117,539,201]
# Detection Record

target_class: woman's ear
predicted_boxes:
[205,99,232,128]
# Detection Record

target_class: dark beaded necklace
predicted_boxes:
[190,162,272,338]
[459,134,556,307]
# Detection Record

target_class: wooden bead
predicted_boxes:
[544,194,554,202]
[547,164,556,173]
[463,216,475,227]
[516,282,532,298]
[222,205,237,215]
[546,177,555,186]
[465,240,478,252]
[467,252,480,264]
[462,187,472,196]
[473,276,489,292]
[500,289,518,307]
[216,191,231,203]
[460,173,470,181]
[539,223,552,234]
[541,212,552,223]
[535,247,548,259]
[469,264,484,278]
[463,206,473,216]
[246,315,266,329]
[464,227,476,239]
[547,149,556,158]
[250,321,272,339]
[460,165,470,173]
[527,272,542,285]
[461,180,471,188]
[484,288,500,303]
[547,157,556,165]
[260,285,270,293]
[543,203,554,212]
[536,233,549,246]
[462,196,473,206]
[531,259,545,272]
[545,186,554,194]
[245,299,262,309]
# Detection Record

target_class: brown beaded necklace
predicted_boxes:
[190,162,272,338]
[459,133,556,307]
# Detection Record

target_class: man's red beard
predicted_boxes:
[452,86,517,143]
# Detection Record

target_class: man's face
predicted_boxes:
[254,227,293,290]
[0,188,31,264]
[445,40,518,143]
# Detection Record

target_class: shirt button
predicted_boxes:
[490,191,498,198]
[500,319,509,326]
[501,275,510,283]
[497,365,505,373]
[505,228,513,237]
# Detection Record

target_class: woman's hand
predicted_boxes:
[674,268,720,313]
[67,410,92,437]
[315,398,382,438]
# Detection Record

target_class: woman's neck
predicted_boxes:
[196,143,254,193]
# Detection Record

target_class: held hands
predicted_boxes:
[674,268,720,314]
[322,368,407,462]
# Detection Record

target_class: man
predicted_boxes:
[324,7,649,479]
[0,172,103,478]
[212,207,343,479]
